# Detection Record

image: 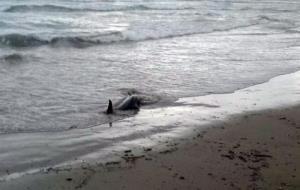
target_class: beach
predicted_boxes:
[1,0,300,189]
[0,71,300,190]
[1,103,299,190]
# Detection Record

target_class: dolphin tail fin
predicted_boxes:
[106,99,114,114]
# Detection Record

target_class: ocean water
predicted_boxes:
[0,0,300,133]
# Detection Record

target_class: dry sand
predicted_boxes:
[1,105,299,190]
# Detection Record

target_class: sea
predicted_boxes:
[0,0,300,133]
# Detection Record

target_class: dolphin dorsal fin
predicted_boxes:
[106,99,114,114]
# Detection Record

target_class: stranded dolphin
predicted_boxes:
[105,91,160,114]
[106,95,141,114]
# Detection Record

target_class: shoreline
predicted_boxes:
[0,70,300,189]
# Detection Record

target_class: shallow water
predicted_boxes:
[0,0,300,132]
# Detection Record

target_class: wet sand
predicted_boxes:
[84,106,300,190]
[0,105,300,190]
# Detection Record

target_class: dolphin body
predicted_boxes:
[105,90,160,114]
[106,95,142,114]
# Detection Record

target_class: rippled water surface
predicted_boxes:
[0,0,300,132]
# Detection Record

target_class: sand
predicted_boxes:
[0,105,299,190]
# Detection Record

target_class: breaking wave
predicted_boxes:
[0,34,47,48]
[0,33,124,48]
[0,23,260,48]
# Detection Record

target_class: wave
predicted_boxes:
[4,5,80,12]
[3,4,194,13]
[0,34,47,48]
[49,32,125,47]
[0,23,260,48]
[0,33,125,48]
[0,31,198,48]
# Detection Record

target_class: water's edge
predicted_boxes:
[1,69,300,182]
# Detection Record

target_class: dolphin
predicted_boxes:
[106,95,141,114]
[116,95,141,110]
[105,90,160,114]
